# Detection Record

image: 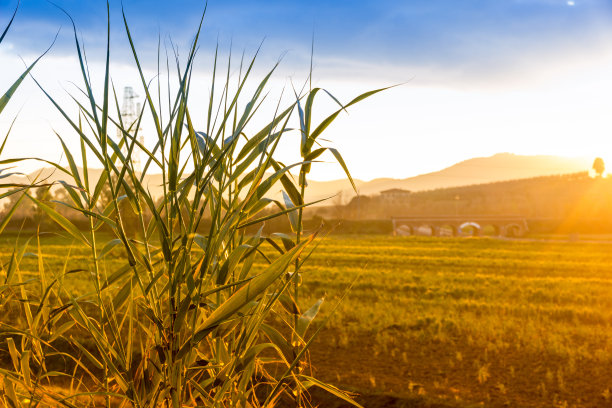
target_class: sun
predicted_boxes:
[567,1,575,6]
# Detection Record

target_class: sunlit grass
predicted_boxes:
[6,234,612,357]
[4,234,612,406]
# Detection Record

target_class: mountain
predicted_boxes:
[338,153,592,200]
[0,153,593,204]
[1,167,168,199]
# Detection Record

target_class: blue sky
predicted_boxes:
[1,0,612,181]
[5,0,611,69]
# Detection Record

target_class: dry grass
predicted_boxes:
[4,234,612,406]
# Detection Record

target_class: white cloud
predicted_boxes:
[1,34,612,182]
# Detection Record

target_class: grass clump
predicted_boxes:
[0,3,385,407]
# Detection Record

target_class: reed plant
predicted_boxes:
[0,3,386,407]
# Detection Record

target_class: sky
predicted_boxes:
[1,0,611,181]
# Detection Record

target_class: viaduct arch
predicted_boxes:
[392,216,529,238]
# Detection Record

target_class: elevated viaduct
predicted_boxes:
[391,216,529,237]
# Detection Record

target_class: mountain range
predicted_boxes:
[305,153,592,202]
[1,153,593,204]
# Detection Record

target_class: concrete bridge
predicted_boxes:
[391,216,529,237]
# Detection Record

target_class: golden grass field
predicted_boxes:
[3,233,612,407]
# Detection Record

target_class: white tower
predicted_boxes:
[118,86,144,172]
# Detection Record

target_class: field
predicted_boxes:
[2,233,612,407]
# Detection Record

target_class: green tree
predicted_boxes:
[1,188,34,219]
[34,185,54,225]
[593,157,605,177]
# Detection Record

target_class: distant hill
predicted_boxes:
[1,153,592,203]
[306,153,592,202]
[1,167,168,198]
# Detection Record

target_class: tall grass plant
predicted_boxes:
[0,3,385,407]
